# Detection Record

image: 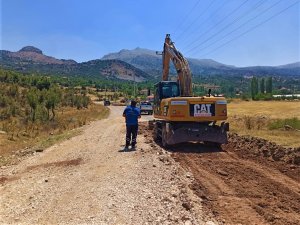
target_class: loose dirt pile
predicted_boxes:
[228,133,300,165]
[142,122,300,225]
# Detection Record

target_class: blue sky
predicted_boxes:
[1,0,299,66]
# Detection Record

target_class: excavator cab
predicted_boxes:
[155,81,180,100]
[153,81,180,116]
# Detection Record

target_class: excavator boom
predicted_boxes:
[162,34,192,97]
[152,34,229,146]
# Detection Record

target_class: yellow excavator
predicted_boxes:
[152,34,229,147]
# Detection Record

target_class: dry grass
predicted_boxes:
[228,100,300,148]
[228,99,300,119]
[0,104,109,165]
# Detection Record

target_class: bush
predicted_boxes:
[244,116,253,130]
[268,117,300,130]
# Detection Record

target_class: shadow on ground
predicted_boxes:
[154,140,224,154]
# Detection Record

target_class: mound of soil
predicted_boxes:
[141,122,300,225]
[228,133,300,165]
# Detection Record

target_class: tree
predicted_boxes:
[266,77,273,93]
[27,88,39,122]
[260,78,265,94]
[251,76,259,100]
[36,78,51,90]
[45,87,61,120]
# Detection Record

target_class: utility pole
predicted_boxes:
[133,73,136,98]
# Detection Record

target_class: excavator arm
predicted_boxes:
[162,34,192,97]
[153,34,229,146]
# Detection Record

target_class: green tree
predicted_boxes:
[260,78,265,94]
[266,77,273,93]
[251,76,259,100]
[27,88,39,122]
[37,78,51,90]
[45,87,61,120]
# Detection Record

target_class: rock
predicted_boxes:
[206,221,217,225]
[290,165,296,169]
[184,220,192,225]
[186,173,192,178]
[294,156,300,165]
[159,155,169,163]
[171,193,177,198]
[35,149,44,153]
[0,130,7,135]
[19,46,43,54]
[182,201,192,210]
[284,125,294,131]
[217,170,229,176]
[44,179,48,182]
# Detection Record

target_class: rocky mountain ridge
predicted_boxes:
[0,46,150,81]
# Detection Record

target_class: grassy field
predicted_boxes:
[0,104,109,166]
[228,100,300,147]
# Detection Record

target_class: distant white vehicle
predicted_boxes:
[273,94,300,98]
[139,101,153,115]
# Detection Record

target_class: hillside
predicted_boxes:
[102,48,300,77]
[0,47,151,82]
[1,46,299,81]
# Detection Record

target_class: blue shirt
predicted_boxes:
[123,106,141,125]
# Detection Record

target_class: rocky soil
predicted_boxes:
[1,106,299,225]
[0,107,215,225]
[141,124,300,225]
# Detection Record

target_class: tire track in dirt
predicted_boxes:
[170,142,300,225]
[0,107,213,225]
[141,123,300,225]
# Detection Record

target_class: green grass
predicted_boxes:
[268,117,300,130]
[35,129,82,150]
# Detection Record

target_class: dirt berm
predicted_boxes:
[141,123,300,225]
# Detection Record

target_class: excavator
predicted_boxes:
[152,34,229,147]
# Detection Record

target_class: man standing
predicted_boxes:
[123,100,141,150]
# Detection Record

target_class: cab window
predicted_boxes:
[162,84,179,98]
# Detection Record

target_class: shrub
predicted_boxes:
[244,116,253,130]
[268,117,300,130]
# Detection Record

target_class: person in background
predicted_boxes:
[122,100,141,150]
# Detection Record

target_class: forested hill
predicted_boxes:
[103,48,300,77]
[0,46,151,82]
[1,46,299,81]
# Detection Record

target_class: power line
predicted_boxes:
[194,0,300,58]
[182,0,250,51]
[175,0,217,41]
[173,0,202,37]
[185,0,278,54]
[190,0,275,54]
[179,0,230,44]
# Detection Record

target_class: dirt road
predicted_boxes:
[1,106,299,225]
[0,106,213,225]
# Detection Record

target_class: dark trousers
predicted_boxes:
[126,124,138,146]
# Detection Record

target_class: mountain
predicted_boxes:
[277,62,300,69]
[102,47,162,76]
[102,48,300,77]
[0,46,151,82]
[1,46,299,81]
